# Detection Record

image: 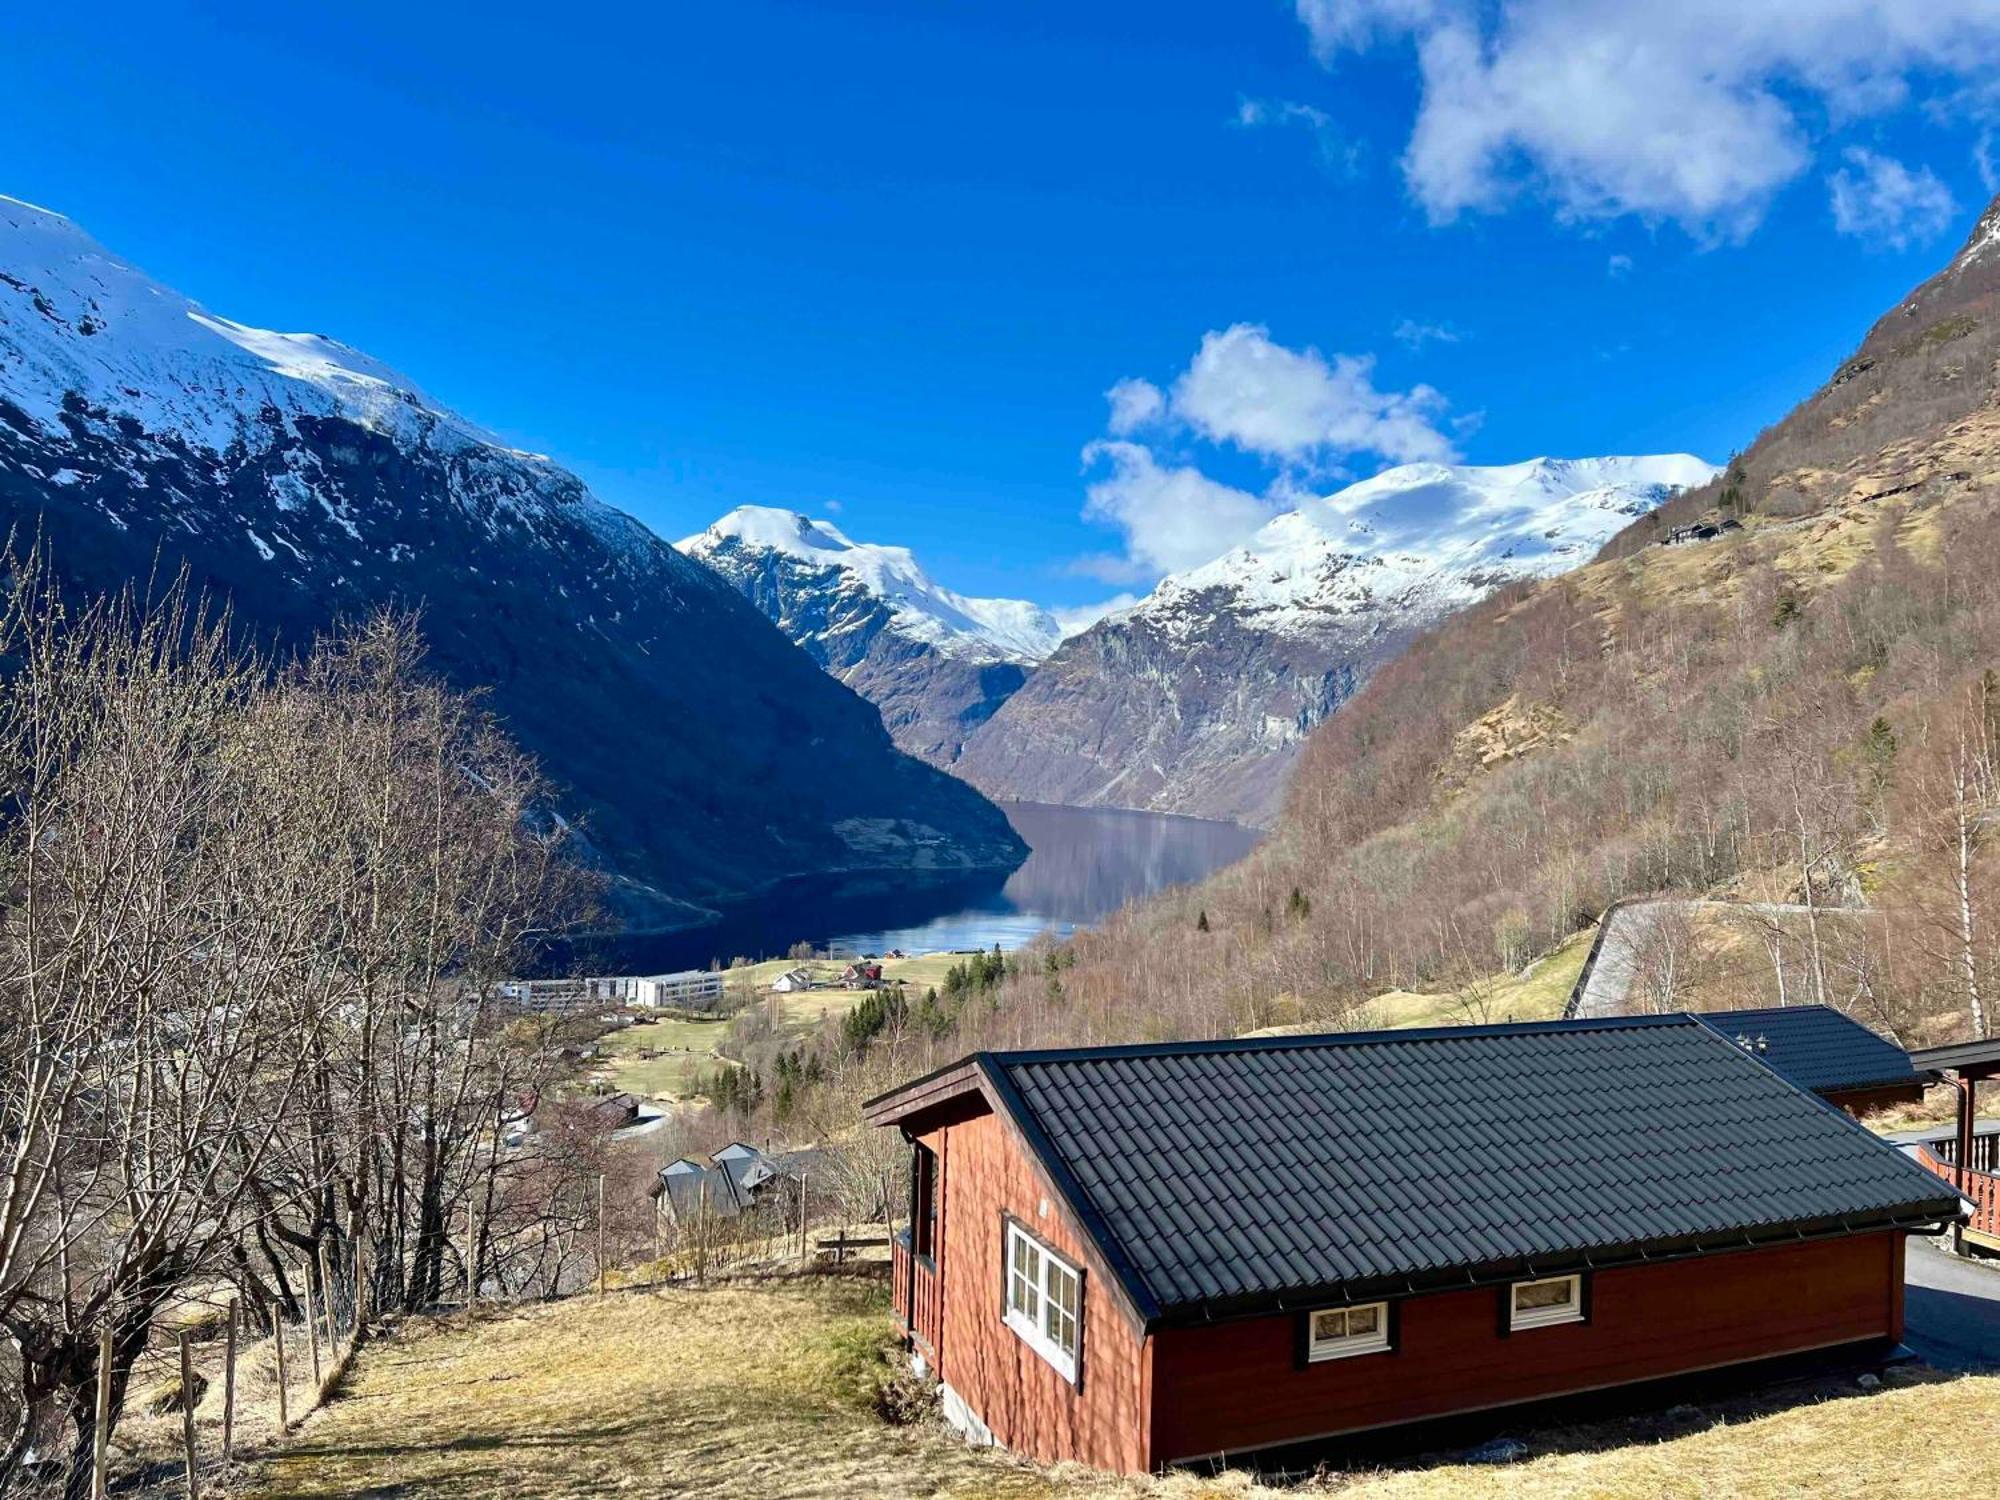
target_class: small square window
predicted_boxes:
[1509,1274,1584,1330]
[1308,1300,1391,1361]
[1003,1221,1080,1383]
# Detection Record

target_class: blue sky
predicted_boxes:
[6,2,1997,614]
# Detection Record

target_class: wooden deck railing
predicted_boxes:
[1916,1141,2000,1241]
[1928,1133,2000,1175]
[890,1229,943,1353]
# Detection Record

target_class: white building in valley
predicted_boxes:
[497,969,726,1014]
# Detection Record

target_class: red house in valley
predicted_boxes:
[866,1015,1962,1474]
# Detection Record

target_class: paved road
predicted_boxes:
[1569,899,1876,1018]
[1904,1236,2000,1370]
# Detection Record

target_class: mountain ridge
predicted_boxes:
[680,505,1065,767]
[0,195,1026,925]
[954,452,1714,824]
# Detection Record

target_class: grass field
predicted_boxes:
[594,1015,735,1099]
[1348,927,1594,1031]
[249,1274,1997,1500]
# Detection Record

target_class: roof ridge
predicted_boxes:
[988,1011,1698,1069]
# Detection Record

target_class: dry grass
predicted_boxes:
[247,1274,1998,1500]
[595,1015,734,1099]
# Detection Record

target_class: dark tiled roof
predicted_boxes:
[1692,1005,1933,1096]
[989,1016,1960,1323]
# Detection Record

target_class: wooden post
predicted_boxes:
[91,1325,113,1500]
[464,1197,477,1308]
[303,1278,324,1389]
[652,1200,663,1286]
[596,1173,607,1296]
[1955,1073,1976,1254]
[177,1331,199,1500]
[797,1172,809,1268]
[272,1316,290,1433]
[318,1242,339,1353]
[221,1302,238,1468]
[353,1236,367,1334]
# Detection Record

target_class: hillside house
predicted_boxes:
[843,962,885,990]
[772,968,814,993]
[655,1141,821,1224]
[867,1016,1962,1474]
[1691,1005,1934,1115]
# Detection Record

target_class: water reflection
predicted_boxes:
[579,802,1259,971]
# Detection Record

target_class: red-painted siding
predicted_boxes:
[908,1105,1152,1473]
[903,1100,1908,1476]
[1149,1232,1905,1465]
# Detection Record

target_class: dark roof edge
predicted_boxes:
[977,1056,1165,1326]
[1148,1202,1965,1328]
[988,1012,1699,1070]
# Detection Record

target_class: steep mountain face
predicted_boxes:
[955,455,1714,824]
[1613,197,2000,553]
[680,506,1063,766]
[0,197,1024,926]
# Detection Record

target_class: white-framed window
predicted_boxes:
[1509,1274,1584,1331]
[1003,1220,1081,1383]
[1306,1301,1391,1361]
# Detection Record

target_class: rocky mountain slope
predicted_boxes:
[680,506,1063,766]
[954,454,1714,824]
[0,196,1023,926]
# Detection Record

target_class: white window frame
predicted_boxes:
[1002,1220,1081,1383]
[1306,1301,1391,1362]
[1508,1273,1584,1331]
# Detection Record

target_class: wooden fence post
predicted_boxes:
[272,1316,290,1433]
[221,1302,237,1468]
[177,1331,199,1500]
[318,1242,338,1354]
[91,1325,113,1500]
[797,1172,809,1268]
[465,1198,477,1308]
[353,1236,368,1337]
[596,1173,607,1296]
[303,1279,324,1389]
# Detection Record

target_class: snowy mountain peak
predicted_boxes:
[0,194,664,561]
[1143,452,1715,634]
[681,506,1062,665]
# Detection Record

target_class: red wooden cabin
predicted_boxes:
[866,1015,1963,1474]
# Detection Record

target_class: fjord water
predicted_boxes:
[591,802,1260,971]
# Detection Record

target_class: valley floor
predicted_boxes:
[247,1274,1998,1500]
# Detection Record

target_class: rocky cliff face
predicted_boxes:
[0,197,1023,926]
[956,455,1714,824]
[681,507,1061,766]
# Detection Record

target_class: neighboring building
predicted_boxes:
[494,977,591,1013]
[655,1141,823,1224]
[771,968,814,993]
[1908,1035,2000,1257]
[604,970,727,1010]
[866,1015,1962,1474]
[499,971,727,1013]
[1692,1004,1934,1115]
[842,962,885,989]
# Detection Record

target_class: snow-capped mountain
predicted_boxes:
[0,195,1024,920]
[956,454,1715,823]
[681,506,1063,766]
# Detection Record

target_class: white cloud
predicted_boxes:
[1294,1,2000,239]
[1829,147,1958,248]
[1104,376,1166,436]
[1171,323,1456,467]
[1234,95,1363,176]
[1606,253,1634,278]
[1050,593,1145,638]
[1392,317,1461,349]
[1078,441,1281,581]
